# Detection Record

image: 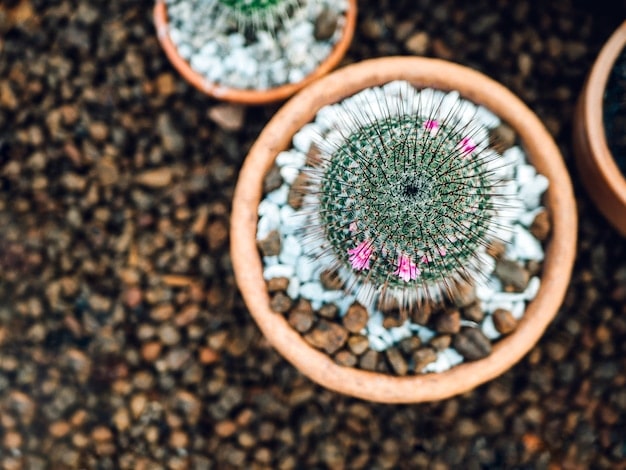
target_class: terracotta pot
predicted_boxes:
[231,57,578,403]
[573,21,626,236]
[153,0,357,105]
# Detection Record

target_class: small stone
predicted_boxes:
[495,259,530,292]
[287,172,307,209]
[257,230,281,257]
[215,420,237,438]
[347,335,369,355]
[343,302,369,333]
[135,167,173,188]
[429,334,452,351]
[318,303,338,319]
[169,430,189,449]
[113,408,130,432]
[409,302,432,325]
[433,309,461,334]
[304,320,348,355]
[405,31,430,55]
[208,104,245,132]
[398,336,422,354]
[314,7,339,41]
[320,269,343,290]
[453,282,477,307]
[288,309,314,333]
[493,308,518,335]
[358,349,379,371]
[158,324,181,346]
[334,350,357,367]
[267,276,289,292]
[462,302,485,323]
[141,341,162,362]
[270,292,292,313]
[385,348,408,376]
[92,426,113,442]
[453,328,492,361]
[530,209,551,241]
[412,347,438,372]
[486,240,507,259]
[130,394,147,418]
[49,421,71,438]
[157,113,184,156]
[263,166,283,193]
[199,347,220,365]
[61,172,87,192]
[490,123,517,153]
[156,73,176,96]
[89,121,109,142]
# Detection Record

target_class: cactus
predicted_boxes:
[213,0,303,33]
[300,82,511,310]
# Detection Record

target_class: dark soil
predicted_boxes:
[1,0,625,469]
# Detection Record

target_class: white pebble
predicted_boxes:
[279,235,302,264]
[300,281,325,301]
[263,263,294,280]
[423,351,452,373]
[287,277,300,299]
[292,123,319,154]
[389,321,412,343]
[511,300,526,320]
[475,105,501,129]
[513,225,544,261]
[279,166,300,184]
[276,150,307,169]
[266,184,289,206]
[481,316,501,340]
[524,276,541,301]
[296,255,318,282]
[442,347,465,367]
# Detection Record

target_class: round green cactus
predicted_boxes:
[302,85,509,309]
[215,0,302,32]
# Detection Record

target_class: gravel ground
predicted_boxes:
[1,0,625,469]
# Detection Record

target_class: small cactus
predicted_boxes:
[300,82,511,310]
[213,0,303,33]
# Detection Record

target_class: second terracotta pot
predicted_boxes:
[154,0,357,105]
[231,57,577,403]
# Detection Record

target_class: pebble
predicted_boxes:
[385,348,409,376]
[288,308,315,333]
[304,320,348,354]
[135,168,173,188]
[454,328,493,360]
[347,335,370,355]
[208,104,245,132]
[342,302,369,333]
[493,308,518,335]
[314,7,340,41]
[405,31,430,55]
[411,347,438,372]
[433,309,461,334]
[495,259,530,292]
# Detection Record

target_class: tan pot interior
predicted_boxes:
[153,0,357,105]
[231,57,578,403]
[573,21,626,236]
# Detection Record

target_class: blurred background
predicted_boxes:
[0,0,625,468]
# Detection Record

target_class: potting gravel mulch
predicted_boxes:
[1,0,625,468]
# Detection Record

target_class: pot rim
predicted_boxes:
[575,21,626,235]
[153,0,357,105]
[231,57,577,403]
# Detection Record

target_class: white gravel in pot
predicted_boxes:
[164,0,349,90]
